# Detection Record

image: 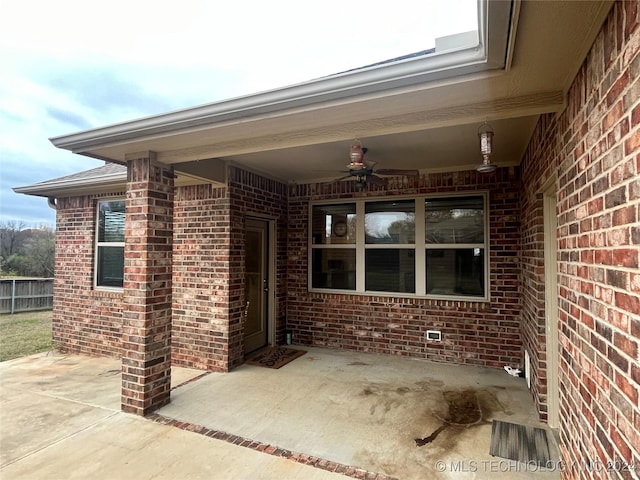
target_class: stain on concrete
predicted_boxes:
[442,389,482,425]
[353,378,517,477]
[415,389,488,447]
[414,379,445,389]
[414,425,447,446]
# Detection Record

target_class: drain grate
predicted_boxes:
[489,420,551,466]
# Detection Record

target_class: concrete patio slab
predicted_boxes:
[0,352,343,480]
[1,407,344,480]
[1,384,118,465]
[1,349,562,479]
[159,346,561,480]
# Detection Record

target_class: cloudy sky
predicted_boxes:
[0,0,476,228]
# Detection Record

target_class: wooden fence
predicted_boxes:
[0,278,54,314]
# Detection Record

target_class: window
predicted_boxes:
[309,194,488,300]
[365,200,415,293]
[311,204,356,290]
[425,196,485,297]
[95,199,125,289]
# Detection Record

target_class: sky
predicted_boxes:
[0,0,477,228]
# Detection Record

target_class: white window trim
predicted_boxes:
[94,198,125,291]
[309,192,490,302]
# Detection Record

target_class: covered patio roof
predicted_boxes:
[46,1,612,185]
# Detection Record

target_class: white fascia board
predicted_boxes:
[50,50,483,152]
[51,0,512,154]
[13,172,126,197]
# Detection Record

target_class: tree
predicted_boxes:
[0,220,27,261]
[23,228,55,277]
[0,223,55,277]
[4,254,28,276]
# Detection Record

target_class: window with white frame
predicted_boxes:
[95,199,125,289]
[309,194,488,300]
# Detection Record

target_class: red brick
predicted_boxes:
[615,373,639,404]
[609,427,632,462]
[613,333,638,360]
[518,1,640,473]
[632,364,640,385]
[606,71,630,107]
[603,101,624,131]
[615,291,640,314]
[53,196,125,359]
[626,130,640,155]
[624,0,639,38]
[121,156,174,416]
[608,310,631,333]
[612,248,639,267]
[633,103,640,127]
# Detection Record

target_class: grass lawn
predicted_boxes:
[0,310,52,362]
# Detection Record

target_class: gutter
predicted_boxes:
[13,171,126,197]
[50,47,488,152]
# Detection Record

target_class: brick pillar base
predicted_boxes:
[121,153,174,415]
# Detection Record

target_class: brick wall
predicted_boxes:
[287,169,522,368]
[164,166,290,372]
[172,184,231,371]
[53,185,231,370]
[172,166,289,371]
[520,115,556,422]
[520,1,639,476]
[121,155,174,415]
[53,194,124,358]
[51,165,289,373]
[227,167,289,368]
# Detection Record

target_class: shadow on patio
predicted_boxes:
[157,346,561,479]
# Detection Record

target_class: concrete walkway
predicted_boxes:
[0,352,343,480]
[0,348,561,479]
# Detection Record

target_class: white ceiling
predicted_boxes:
[58,0,613,185]
[222,116,540,183]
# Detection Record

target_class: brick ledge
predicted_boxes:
[146,413,398,480]
[90,289,123,299]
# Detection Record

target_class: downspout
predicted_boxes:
[47,197,57,210]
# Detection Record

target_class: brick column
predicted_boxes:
[121,153,174,415]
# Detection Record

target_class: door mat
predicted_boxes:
[246,347,306,369]
[490,420,551,466]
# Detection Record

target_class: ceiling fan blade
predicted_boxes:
[334,175,353,182]
[375,168,420,176]
[366,175,388,185]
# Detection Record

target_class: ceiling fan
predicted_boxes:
[334,140,420,188]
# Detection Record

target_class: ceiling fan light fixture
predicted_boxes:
[334,142,418,185]
[476,161,497,173]
[476,123,496,173]
[348,140,365,167]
